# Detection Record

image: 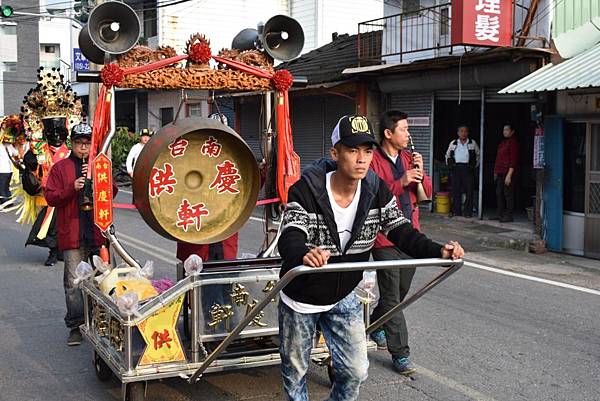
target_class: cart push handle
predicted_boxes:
[188,257,463,383]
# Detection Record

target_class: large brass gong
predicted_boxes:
[133,117,259,244]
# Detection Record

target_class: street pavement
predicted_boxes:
[0,188,599,401]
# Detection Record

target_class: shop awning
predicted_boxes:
[499,43,600,94]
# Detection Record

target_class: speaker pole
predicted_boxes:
[262,91,279,248]
[86,0,106,121]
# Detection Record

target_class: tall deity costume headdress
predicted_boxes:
[20,67,82,165]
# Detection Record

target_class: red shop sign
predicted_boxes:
[451,0,513,47]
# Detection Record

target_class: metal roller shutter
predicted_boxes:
[290,96,326,170]
[324,96,356,150]
[388,92,433,176]
[291,95,356,170]
[215,96,236,130]
[238,97,262,161]
[435,89,481,101]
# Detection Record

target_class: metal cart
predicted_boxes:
[80,257,462,401]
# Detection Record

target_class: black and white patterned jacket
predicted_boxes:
[278,159,442,306]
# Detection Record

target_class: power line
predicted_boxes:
[11,0,194,13]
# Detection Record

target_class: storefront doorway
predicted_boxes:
[562,121,600,259]
[433,96,535,219]
[585,123,600,258]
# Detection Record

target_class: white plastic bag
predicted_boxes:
[140,260,154,279]
[92,255,111,284]
[115,292,142,318]
[183,254,203,275]
[92,255,110,273]
[73,261,94,285]
[356,270,380,312]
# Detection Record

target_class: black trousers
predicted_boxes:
[371,246,415,359]
[450,165,474,216]
[495,174,515,219]
[0,172,11,202]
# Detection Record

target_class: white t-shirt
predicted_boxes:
[386,151,399,165]
[454,140,470,163]
[280,171,361,313]
[126,143,145,174]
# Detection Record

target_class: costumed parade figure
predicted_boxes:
[0,115,27,209]
[17,67,82,266]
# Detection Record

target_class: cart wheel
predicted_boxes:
[327,362,335,385]
[94,352,112,382]
[125,382,146,401]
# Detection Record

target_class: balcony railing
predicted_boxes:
[358,1,549,66]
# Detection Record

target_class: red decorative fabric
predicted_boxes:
[272,69,294,91]
[188,42,212,64]
[275,91,300,204]
[100,64,125,88]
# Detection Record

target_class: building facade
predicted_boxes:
[0,0,40,116]
[500,1,600,258]
[346,0,553,220]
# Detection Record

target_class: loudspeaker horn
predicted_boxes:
[78,25,106,64]
[231,28,259,52]
[261,15,304,61]
[79,1,140,64]
[231,15,304,61]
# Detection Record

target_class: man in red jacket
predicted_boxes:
[493,124,519,222]
[45,123,111,346]
[368,110,433,375]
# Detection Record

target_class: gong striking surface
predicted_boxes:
[133,117,259,244]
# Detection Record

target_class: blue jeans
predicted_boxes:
[278,291,368,401]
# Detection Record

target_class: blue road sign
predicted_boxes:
[73,48,90,71]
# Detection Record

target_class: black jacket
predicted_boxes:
[278,159,442,305]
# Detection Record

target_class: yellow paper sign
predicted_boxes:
[137,295,186,366]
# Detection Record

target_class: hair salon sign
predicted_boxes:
[451,0,513,47]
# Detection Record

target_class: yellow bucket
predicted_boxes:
[435,192,450,214]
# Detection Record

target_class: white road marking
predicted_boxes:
[118,238,176,265]
[414,364,499,401]
[118,188,132,195]
[115,232,177,264]
[464,261,600,296]
[116,232,174,257]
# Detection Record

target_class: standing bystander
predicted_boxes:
[0,141,15,205]
[368,110,433,375]
[493,124,519,222]
[126,128,152,177]
[445,125,480,217]
[45,123,116,346]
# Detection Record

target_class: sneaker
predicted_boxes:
[392,356,417,376]
[369,329,387,350]
[67,328,82,346]
[44,250,58,266]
